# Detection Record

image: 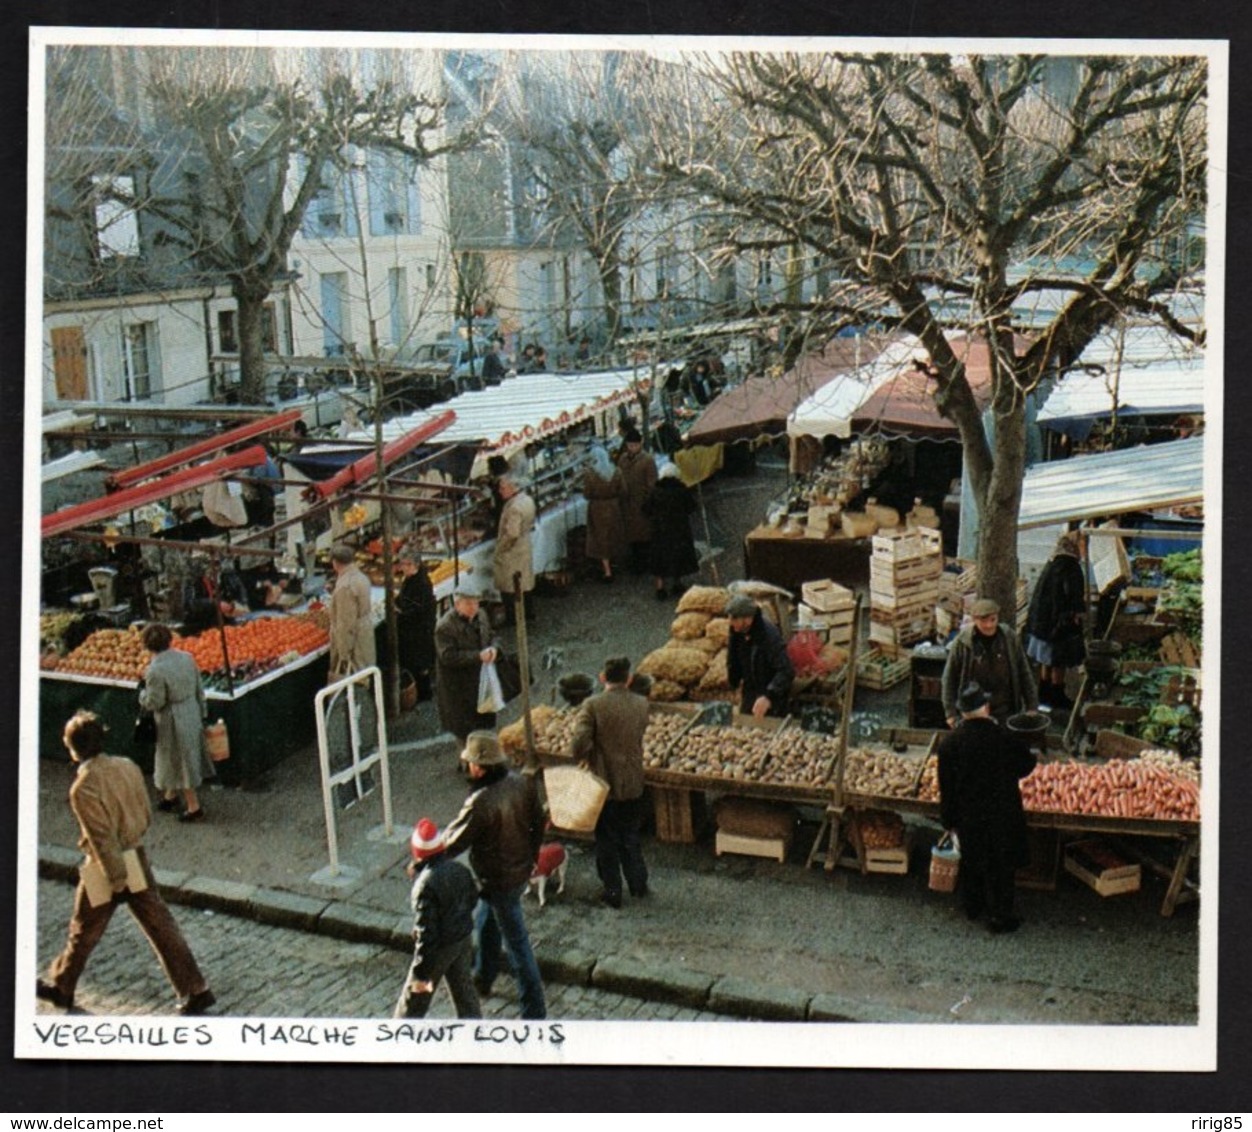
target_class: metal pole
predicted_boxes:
[513,570,537,770]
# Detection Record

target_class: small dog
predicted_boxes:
[527,842,568,907]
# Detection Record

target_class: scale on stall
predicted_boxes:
[88,566,131,626]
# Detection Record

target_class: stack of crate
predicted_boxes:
[868,529,943,655]
[798,579,856,648]
[936,558,978,638]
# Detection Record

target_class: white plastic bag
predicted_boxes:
[477,661,506,714]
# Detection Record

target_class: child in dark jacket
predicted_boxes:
[394,818,483,1019]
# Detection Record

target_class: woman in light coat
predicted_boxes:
[582,445,626,583]
[139,622,210,822]
[492,474,537,624]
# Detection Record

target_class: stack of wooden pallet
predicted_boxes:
[868,529,943,654]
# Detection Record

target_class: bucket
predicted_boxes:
[204,719,230,763]
[929,833,960,893]
[399,670,418,712]
[1007,711,1052,744]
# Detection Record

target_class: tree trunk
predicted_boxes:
[974,402,1029,621]
[600,251,623,348]
[234,280,270,405]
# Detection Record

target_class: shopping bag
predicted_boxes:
[929,831,961,893]
[478,661,506,714]
[133,709,157,748]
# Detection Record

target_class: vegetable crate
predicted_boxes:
[871,528,942,563]
[801,579,856,613]
[856,647,912,691]
[1063,839,1142,897]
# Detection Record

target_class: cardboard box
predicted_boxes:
[1064,839,1141,896]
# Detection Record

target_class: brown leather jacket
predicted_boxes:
[442,767,546,896]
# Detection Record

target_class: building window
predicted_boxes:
[217,305,278,354]
[92,173,140,260]
[301,159,359,240]
[320,272,352,356]
[425,263,437,290]
[368,150,422,237]
[121,322,155,401]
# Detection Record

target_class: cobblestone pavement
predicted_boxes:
[32,878,736,1023]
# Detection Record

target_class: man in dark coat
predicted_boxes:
[616,427,657,574]
[569,656,651,908]
[725,595,794,718]
[394,550,437,701]
[394,817,482,1019]
[937,682,1038,933]
[442,732,547,1019]
[434,588,499,746]
[941,598,1038,727]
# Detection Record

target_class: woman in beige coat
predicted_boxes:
[139,622,210,822]
[328,544,376,677]
[493,474,537,625]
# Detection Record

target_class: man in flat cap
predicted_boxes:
[328,544,375,679]
[616,426,656,575]
[435,586,499,748]
[726,594,794,719]
[941,597,1037,728]
[442,732,547,1019]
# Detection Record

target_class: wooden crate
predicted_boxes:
[797,601,857,632]
[856,649,912,691]
[871,528,943,562]
[801,579,856,613]
[651,785,701,844]
[1064,839,1142,896]
[715,829,790,862]
[870,555,943,590]
[869,586,938,618]
[864,845,910,874]
[1093,729,1155,760]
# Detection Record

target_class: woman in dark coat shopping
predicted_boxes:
[937,682,1037,934]
[1025,531,1087,711]
[582,444,627,583]
[394,550,437,701]
[643,462,700,599]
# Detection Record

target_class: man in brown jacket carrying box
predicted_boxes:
[569,656,651,909]
[37,710,215,1015]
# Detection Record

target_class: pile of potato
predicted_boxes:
[843,747,928,798]
[635,599,736,704]
[645,720,838,791]
[499,705,580,760]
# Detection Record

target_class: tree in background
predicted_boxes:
[649,51,1207,609]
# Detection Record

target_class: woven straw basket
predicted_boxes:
[929,834,961,893]
[543,764,610,833]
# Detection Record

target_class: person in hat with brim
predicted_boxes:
[725,594,794,719]
[615,425,657,575]
[940,596,1037,728]
[394,817,482,1019]
[442,732,547,1019]
[492,472,537,626]
[434,586,500,747]
[327,543,375,679]
[936,682,1037,933]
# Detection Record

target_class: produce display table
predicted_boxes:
[38,646,330,785]
[743,525,872,591]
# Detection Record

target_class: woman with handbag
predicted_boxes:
[139,622,211,823]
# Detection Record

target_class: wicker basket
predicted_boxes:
[543,764,610,833]
[928,833,961,893]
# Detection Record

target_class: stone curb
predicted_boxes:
[37,844,838,1023]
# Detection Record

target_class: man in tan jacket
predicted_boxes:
[492,473,536,626]
[568,656,650,908]
[37,711,215,1015]
[328,543,376,678]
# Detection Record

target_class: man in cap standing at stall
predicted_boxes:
[327,543,376,679]
[492,473,537,626]
[726,594,794,719]
[616,425,657,575]
[941,597,1037,728]
[569,656,651,909]
[435,586,499,748]
[937,682,1037,933]
[442,732,547,1019]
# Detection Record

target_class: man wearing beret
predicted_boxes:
[442,732,547,1019]
[726,594,795,718]
[941,597,1037,728]
[937,682,1037,933]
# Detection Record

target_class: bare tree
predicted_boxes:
[496,50,659,351]
[649,51,1206,608]
[63,46,480,405]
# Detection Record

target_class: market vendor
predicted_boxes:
[941,598,1037,728]
[725,594,794,719]
[180,556,249,635]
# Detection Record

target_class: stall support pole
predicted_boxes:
[513,571,537,771]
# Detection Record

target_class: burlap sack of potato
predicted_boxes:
[670,611,712,640]
[695,648,730,693]
[714,796,797,840]
[668,635,722,655]
[647,678,688,702]
[675,585,731,617]
[637,645,709,686]
[703,616,730,649]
